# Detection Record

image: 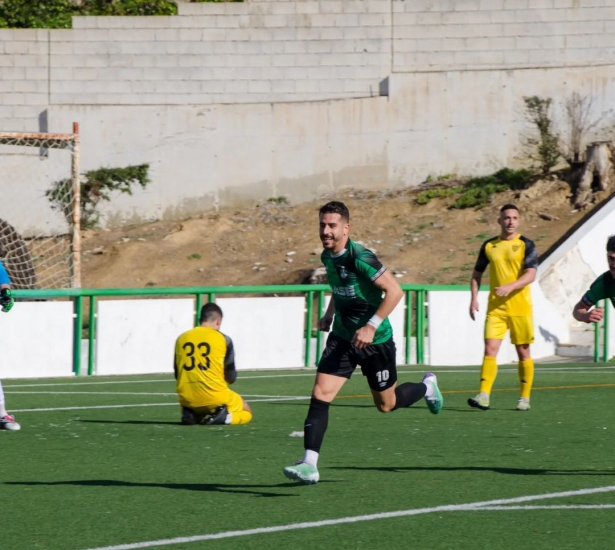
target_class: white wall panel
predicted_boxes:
[429,287,568,366]
[0,301,73,378]
[217,296,305,369]
[96,298,194,375]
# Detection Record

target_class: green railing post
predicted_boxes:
[405,290,412,365]
[594,311,600,363]
[87,296,97,376]
[207,293,215,304]
[416,289,426,364]
[603,300,609,362]
[195,293,203,326]
[315,290,325,365]
[73,295,83,376]
[305,291,313,367]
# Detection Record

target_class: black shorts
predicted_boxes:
[317,332,397,392]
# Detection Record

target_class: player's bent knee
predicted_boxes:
[376,403,394,413]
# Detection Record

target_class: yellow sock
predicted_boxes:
[479,356,498,395]
[229,410,253,425]
[518,358,534,399]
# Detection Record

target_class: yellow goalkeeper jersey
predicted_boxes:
[474,234,538,316]
[174,326,235,408]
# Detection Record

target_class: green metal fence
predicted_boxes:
[12,285,609,375]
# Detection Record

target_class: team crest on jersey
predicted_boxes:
[512,245,520,252]
[338,266,348,279]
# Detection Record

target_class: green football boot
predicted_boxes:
[283,461,320,484]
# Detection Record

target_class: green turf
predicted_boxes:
[2,364,615,550]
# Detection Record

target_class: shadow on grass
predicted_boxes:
[4,479,330,497]
[330,466,615,476]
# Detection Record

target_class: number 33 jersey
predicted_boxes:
[174,326,235,405]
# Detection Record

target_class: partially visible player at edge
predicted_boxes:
[283,201,443,485]
[572,235,615,326]
[468,204,538,412]
[0,259,18,431]
[174,303,252,426]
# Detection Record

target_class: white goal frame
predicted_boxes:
[0,122,81,288]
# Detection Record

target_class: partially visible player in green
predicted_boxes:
[283,201,443,485]
[0,259,19,431]
[174,303,252,426]
[468,204,538,412]
[572,235,615,325]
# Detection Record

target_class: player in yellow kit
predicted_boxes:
[468,204,538,411]
[174,303,252,426]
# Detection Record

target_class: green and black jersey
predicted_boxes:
[322,238,392,345]
[582,271,615,308]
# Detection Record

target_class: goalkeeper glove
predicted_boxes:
[0,288,14,312]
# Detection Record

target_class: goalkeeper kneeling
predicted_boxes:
[174,303,252,426]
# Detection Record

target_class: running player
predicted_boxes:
[174,303,252,426]
[283,201,443,484]
[0,259,19,431]
[468,204,538,412]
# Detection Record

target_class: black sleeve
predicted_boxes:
[223,333,237,384]
[474,241,490,273]
[521,236,538,270]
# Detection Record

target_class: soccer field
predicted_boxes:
[3,363,615,550]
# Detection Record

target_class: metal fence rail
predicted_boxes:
[12,284,608,375]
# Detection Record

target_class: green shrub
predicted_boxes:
[81,0,178,16]
[416,186,462,205]
[0,0,77,29]
[0,0,178,28]
[46,164,150,229]
[417,168,534,209]
[451,168,533,209]
[522,96,561,173]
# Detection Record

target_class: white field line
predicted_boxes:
[5,364,615,389]
[478,505,615,510]
[79,485,615,550]
[11,395,311,413]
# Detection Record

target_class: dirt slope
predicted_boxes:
[81,178,609,289]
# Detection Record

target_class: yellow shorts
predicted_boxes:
[484,314,534,345]
[189,389,246,416]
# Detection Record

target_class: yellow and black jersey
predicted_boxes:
[174,326,236,408]
[475,234,538,316]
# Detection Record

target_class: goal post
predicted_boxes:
[0,122,81,289]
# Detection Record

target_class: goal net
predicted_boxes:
[0,123,81,289]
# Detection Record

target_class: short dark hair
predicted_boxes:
[200,302,223,323]
[500,204,519,213]
[319,201,350,222]
[607,235,615,253]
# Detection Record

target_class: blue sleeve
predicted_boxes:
[0,261,10,286]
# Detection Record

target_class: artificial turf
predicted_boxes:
[2,363,615,550]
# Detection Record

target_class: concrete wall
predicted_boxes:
[539,194,615,345]
[0,0,614,233]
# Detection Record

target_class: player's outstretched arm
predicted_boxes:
[573,300,603,324]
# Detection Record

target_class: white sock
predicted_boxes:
[224,413,232,425]
[303,449,319,467]
[423,377,435,400]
